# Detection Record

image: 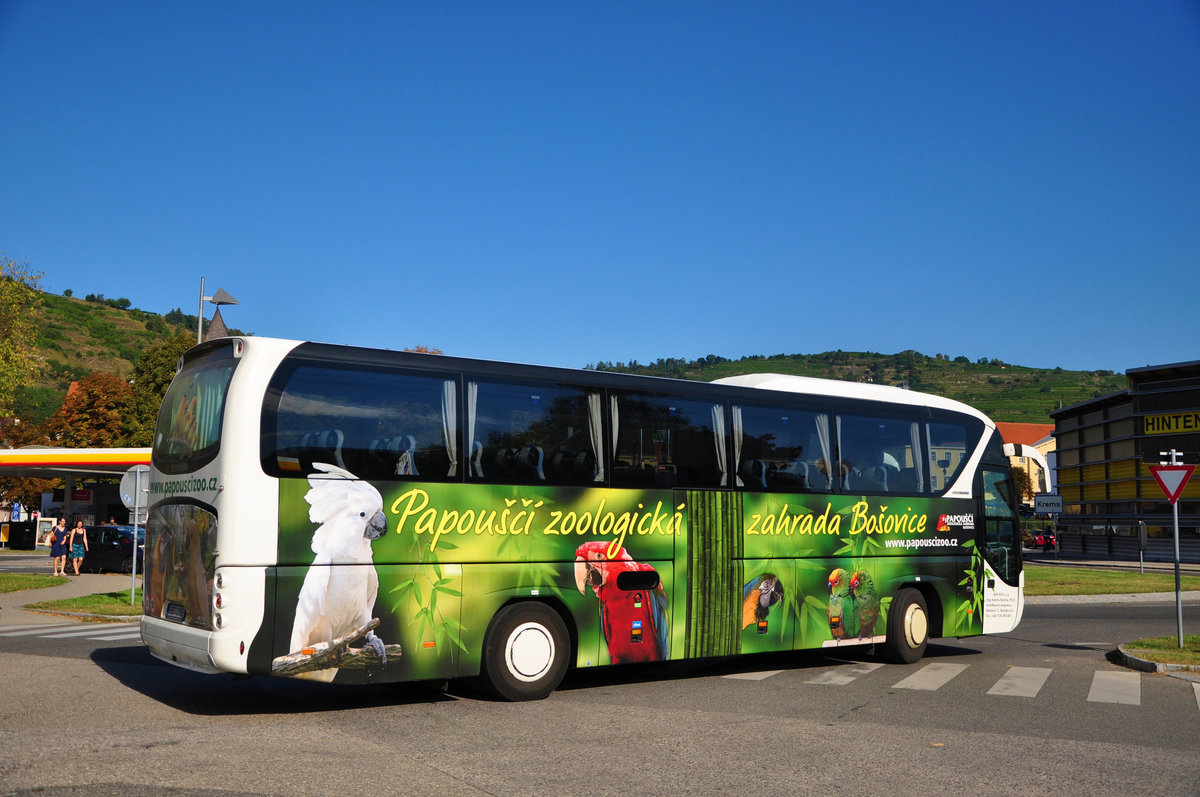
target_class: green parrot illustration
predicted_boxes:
[827,567,859,639]
[850,570,880,639]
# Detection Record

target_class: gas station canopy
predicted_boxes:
[0,447,151,478]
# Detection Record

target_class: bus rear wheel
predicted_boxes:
[480,603,569,701]
[884,588,929,664]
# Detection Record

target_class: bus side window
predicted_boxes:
[266,366,460,482]
[835,413,926,495]
[732,404,831,493]
[610,392,727,488]
[467,379,601,487]
[927,421,975,494]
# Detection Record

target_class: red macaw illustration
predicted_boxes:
[575,541,669,664]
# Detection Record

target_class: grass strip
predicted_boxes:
[0,573,68,593]
[1123,635,1200,667]
[24,588,143,618]
[1023,566,1200,596]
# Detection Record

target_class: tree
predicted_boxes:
[1011,465,1033,502]
[0,254,45,418]
[125,332,195,446]
[0,416,55,509]
[43,371,134,447]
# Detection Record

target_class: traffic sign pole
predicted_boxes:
[1152,451,1195,649]
[121,465,150,606]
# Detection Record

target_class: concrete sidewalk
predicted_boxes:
[1025,590,1200,605]
[0,572,139,626]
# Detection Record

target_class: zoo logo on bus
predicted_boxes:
[936,513,975,532]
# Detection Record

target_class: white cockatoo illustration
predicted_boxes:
[289,463,389,682]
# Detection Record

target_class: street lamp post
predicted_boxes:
[197,277,239,343]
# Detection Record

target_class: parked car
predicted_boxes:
[1026,529,1056,550]
[80,525,145,574]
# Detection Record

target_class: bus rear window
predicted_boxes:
[152,342,241,475]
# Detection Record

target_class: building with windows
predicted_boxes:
[1051,360,1199,559]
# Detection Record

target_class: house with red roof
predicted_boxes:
[995,422,1055,498]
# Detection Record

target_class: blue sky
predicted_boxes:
[2,2,1197,375]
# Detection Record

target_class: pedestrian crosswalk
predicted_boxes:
[725,657,1200,711]
[0,621,141,643]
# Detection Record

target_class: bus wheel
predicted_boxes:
[481,603,569,701]
[884,588,929,664]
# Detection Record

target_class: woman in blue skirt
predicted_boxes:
[68,520,88,576]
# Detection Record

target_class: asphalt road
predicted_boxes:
[2,596,1198,796]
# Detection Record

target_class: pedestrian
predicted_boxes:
[49,518,68,576]
[69,520,88,576]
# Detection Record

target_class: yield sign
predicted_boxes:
[1149,465,1195,504]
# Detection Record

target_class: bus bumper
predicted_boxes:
[141,616,227,674]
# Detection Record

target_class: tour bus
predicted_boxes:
[141,337,1032,700]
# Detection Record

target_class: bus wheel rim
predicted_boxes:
[505,621,554,682]
[904,603,928,648]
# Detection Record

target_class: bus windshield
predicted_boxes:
[152,341,241,475]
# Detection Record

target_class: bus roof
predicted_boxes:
[213,336,994,425]
[711,373,993,424]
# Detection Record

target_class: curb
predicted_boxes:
[1116,644,1200,678]
[17,607,140,623]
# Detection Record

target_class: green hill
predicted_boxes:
[14,290,1126,425]
[586,350,1127,423]
[14,292,239,422]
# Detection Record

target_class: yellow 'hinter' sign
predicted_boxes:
[1144,412,1200,435]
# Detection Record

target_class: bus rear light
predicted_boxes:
[214,613,223,629]
[214,593,222,609]
[215,572,224,589]
[423,641,436,648]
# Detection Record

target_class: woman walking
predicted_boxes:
[50,518,68,576]
[68,520,88,575]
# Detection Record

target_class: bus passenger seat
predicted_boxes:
[302,429,346,471]
[549,450,593,481]
[738,459,767,489]
[392,435,418,476]
[470,441,484,477]
[513,444,545,480]
[769,460,808,489]
[890,468,920,493]
[853,464,888,492]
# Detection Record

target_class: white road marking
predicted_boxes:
[892,662,968,691]
[723,670,783,681]
[805,661,885,686]
[1087,671,1140,705]
[988,666,1052,697]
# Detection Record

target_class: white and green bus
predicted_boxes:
[141,337,1028,700]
